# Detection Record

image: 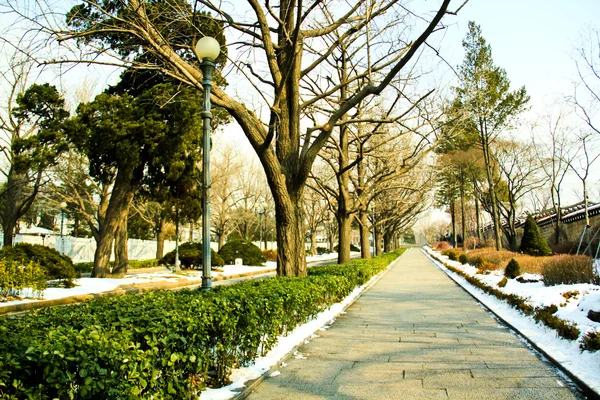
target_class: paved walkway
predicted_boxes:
[246,248,582,400]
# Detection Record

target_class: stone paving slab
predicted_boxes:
[244,248,583,400]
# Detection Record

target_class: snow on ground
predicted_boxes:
[423,246,600,394]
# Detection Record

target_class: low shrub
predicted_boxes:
[505,259,521,279]
[315,247,329,255]
[466,249,516,269]
[128,259,159,269]
[0,250,404,397]
[474,256,498,274]
[262,249,277,262]
[542,255,596,286]
[219,240,266,266]
[159,242,225,268]
[464,236,480,250]
[75,261,94,274]
[459,254,468,265]
[433,241,451,251]
[0,243,78,286]
[0,260,46,300]
[498,277,508,287]
[561,291,579,301]
[441,249,462,261]
[483,239,496,248]
[511,254,546,275]
[533,305,580,340]
[334,243,360,252]
[580,331,600,352]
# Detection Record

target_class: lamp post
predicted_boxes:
[196,36,220,291]
[257,208,266,250]
[174,205,181,272]
[60,201,67,254]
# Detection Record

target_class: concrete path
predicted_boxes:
[245,248,582,400]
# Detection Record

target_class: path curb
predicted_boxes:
[232,252,406,400]
[422,249,599,400]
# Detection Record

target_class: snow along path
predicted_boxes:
[423,247,600,396]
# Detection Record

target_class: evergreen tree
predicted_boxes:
[451,22,529,251]
[520,215,552,257]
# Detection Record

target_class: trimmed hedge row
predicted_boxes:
[0,250,404,398]
[75,259,161,274]
[428,251,581,341]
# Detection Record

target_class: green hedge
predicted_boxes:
[0,249,404,398]
[0,244,78,286]
[75,259,160,274]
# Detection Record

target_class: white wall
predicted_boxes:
[0,234,277,262]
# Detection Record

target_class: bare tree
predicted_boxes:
[566,131,600,254]
[573,28,600,136]
[211,142,244,249]
[493,139,546,251]
[530,111,574,244]
[5,0,461,276]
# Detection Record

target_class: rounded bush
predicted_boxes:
[0,243,78,285]
[334,243,360,252]
[505,258,521,279]
[219,239,266,266]
[474,256,485,269]
[159,242,224,268]
[458,254,468,265]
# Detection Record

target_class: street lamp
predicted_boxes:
[196,36,221,291]
[60,201,67,254]
[256,208,266,250]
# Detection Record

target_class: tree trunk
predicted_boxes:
[482,141,502,250]
[92,168,136,278]
[112,190,133,277]
[328,223,335,253]
[274,191,307,277]
[310,230,317,256]
[460,187,466,250]
[450,200,456,247]
[475,198,482,242]
[218,233,225,251]
[337,213,352,263]
[383,230,392,253]
[112,207,130,277]
[359,210,371,259]
[374,226,382,256]
[188,222,194,242]
[2,170,24,247]
[156,220,166,259]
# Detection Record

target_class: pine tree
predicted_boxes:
[451,22,529,251]
[520,215,552,256]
